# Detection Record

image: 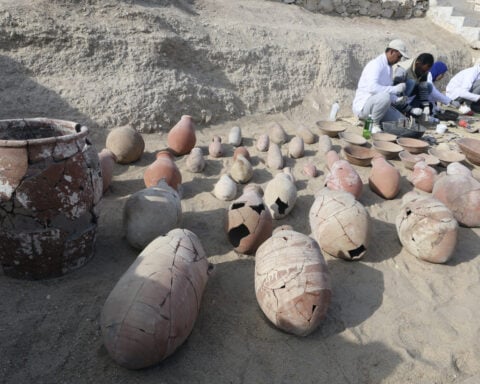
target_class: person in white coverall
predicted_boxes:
[352,39,410,134]
[446,64,480,113]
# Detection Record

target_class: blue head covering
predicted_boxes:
[430,61,448,82]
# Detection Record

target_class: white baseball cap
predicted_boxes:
[387,39,409,59]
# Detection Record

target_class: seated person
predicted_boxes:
[446,63,480,112]
[392,53,434,117]
[427,61,461,113]
[352,39,409,134]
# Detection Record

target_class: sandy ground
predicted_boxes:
[1,1,480,383]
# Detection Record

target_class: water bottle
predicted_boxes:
[363,114,372,139]
[329,102,340,121]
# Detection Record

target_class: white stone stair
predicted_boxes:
[427,0,480,49]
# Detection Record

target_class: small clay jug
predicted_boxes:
[326,150,340,170]
[230,154,253,184]
[296,124,315,144]
[209,135,223,158]
[318,134,332,155]
[256,133,269,152]
[369,155,400,199]
[233,146,251,162]
[186,147,205,173]
[303,162,318,178]
[288,136,304,159]
[144,150,182,191]
[228,126,242,147]
[269,122,288,145]
[106,125,145,164]
[98,148,117,193]
[267,142,283,169]
[167,115,196,156]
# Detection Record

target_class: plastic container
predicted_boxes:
[329,102,340,121]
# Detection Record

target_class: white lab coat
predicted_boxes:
[446,64,480,102]
[352,53,399,116]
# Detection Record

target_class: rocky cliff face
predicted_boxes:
[0,0,473,142]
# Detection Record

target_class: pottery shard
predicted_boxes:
[309,188,370,260]
[255,226,331,336]
[396,193,458,263]
[0,146,28,200]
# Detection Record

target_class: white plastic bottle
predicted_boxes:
[329,102,340,121]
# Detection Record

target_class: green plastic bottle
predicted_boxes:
[363,114,372,139]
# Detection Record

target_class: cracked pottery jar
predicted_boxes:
[0,118,102,279]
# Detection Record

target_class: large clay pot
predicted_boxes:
[0,118,102,279]
[98,148,117,193]
[226,185,273,254]
[325,159,362,199]
[396,193,457,263]
[408,161,437,193]
[106,125,145,164]
[369,155,400,199]
[167,115,196,156]
[255,225,331,336]
[143,150,182,191]
[309,188,370,260]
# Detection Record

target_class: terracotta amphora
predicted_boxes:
[143,150,182,191]
[369,155,400,199]
[167,115,196,156]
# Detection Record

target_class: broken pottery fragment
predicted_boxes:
[213,174,237,201]
[256,133,270,152]
[396,192,458,263]
[226,184,273,254]
[325,159,363,199]
[230,154,253,184]
[167,115,196,156]
[255,225,331,336]
[264,167,297,219]
[267,142,284,170]
[106,125,145,164]
[143,150,182,191]
[288,136,305,159]
[186,147,205,173]
[309,188,370,260]
[228,125,242,147]
[101,229,212,369]
[209,135,223,158]
[123,180,182,250]
[0,118,102,279]
[432,173,480,227]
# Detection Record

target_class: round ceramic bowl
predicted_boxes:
[428,147,466,167]
[396,137,429,154]
[315,121,347,138]
[399,150,440,170]
[339,131,367,146]
[372,140,403,159]
[371,132,397,142]
[457,137,480,166]
[342,144,376,167]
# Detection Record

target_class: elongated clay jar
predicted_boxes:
[288,136,304,159]
[228,126,242,147]
[106,125,145,164]
[309,188,370,260]
[432,173,480,227]
[269,121,288,145]
[213,174,237,201]
[98,148,117,193]
[264,168,297,219]
[408,161,437,193]
[226,185,273,254]
[167,115,196,156]
[233,146,251,162]
[256,133,269,152]
[369,155,400,199]
[396,192,458,263]
[101,229,212,369]
[143,150,182,191]
[326,150,340,170]
[325,159,362,199]
[186,147,205,173]
[123,180,182,250]
[0,118,102,279]
[209,135,223,158]
[267,142,283,170]
[296,124,315,144]
[255,225,331,336]
[230,154,253,184]
[318,134,332,155]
